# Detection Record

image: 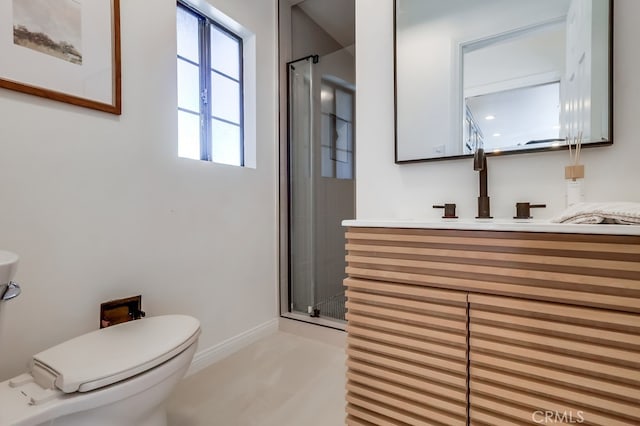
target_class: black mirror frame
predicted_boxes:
[393,0,614,164]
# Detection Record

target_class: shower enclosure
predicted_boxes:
[286,50,355,324]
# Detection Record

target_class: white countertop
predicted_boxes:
[342,219,640,236]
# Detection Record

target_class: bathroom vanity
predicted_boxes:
[342,220,640,425]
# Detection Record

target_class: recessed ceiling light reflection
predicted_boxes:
[485,115,495,120]
[492,133,501,137]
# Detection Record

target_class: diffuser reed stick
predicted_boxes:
[576,144,580,164]
[565,132,584,179]
[565,131,585,206]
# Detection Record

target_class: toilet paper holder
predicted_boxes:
[1,281,21,301]
[100,295,145,328]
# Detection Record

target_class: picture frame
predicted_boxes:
[0,0,121,115]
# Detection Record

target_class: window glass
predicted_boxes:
[335,89,353,122]
[177,59,200,112]
[335,119,351,161]
[211,73,240,124]
[320,82,354,179]
[178,111,201,160]
[177,7,199,63]
[211,27,240,79]
[211,119,241,166]
[336,152,353,180]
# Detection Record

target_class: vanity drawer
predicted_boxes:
[346,227,640,313]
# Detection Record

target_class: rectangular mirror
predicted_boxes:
[394,0,613,163]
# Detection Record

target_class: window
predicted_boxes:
[320,80,354,179]
[176,2,244,166]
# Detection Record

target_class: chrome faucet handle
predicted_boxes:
[1,281,21,301]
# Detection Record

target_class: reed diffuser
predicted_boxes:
[565,132,585,206]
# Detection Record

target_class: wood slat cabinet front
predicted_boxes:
[345,278,468,426]
[469,294,640,426]
[345,227,640,312]
[344,227,640,426]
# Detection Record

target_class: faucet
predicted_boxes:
[473,147,492,218]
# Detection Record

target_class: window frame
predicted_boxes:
[177,1,245,166]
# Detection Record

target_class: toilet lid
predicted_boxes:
[32,315,200,393]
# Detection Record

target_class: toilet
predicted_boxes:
[0,314,200,426]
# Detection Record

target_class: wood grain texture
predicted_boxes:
[345,278,468,425]
[346,227,640,313]
[469,294,640,425]
[344,227,640,425]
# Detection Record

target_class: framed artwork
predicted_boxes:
[0,0,121,114]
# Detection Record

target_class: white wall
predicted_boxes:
[464,28,565,93]
[0,0,278,379]
[356,0,640,221]
[291,6,342,59]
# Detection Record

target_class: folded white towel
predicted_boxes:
[551,202,640,224]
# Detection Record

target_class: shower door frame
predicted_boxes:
[279,54,347,330]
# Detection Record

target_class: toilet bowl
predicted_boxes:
[0,314,200,426]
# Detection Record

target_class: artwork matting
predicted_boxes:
[0,0,121,114]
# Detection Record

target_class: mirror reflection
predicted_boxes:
[395,0,612,162]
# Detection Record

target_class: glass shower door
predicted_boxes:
[287,51,355,323]
[288,57,316,316]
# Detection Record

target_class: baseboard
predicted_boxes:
[186,318,279,377]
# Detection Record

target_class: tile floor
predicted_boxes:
[167,324,347,426]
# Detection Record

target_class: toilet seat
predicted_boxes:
[21,315,200,394]
[1,314,200,426]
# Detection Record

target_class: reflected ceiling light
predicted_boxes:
[492,133,501,137]
[485,115,495,120]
